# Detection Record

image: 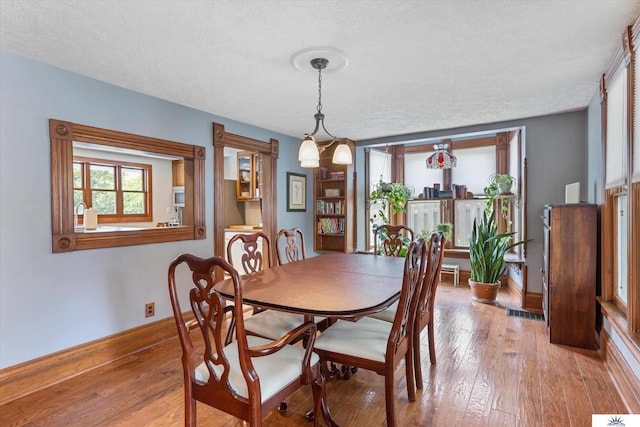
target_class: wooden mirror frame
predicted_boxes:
[50,119,206,253]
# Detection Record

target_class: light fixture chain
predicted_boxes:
[299,56,352,167]
[317,67,323,113]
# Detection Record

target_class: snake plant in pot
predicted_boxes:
[468,209,527,303]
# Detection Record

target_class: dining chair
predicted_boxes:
[275,227,307,265]
[313,238,428,427]
[275,228,330,331]
[413,231,445,388]
[167,254,325,427]
[368,232,446,388]
[374,224,415,257]
[226,231,306,342]
[367,224,414,323]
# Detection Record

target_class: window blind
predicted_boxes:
[451,145,496,195]
[634,50,640,183]
[606,67,628,189]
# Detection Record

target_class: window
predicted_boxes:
[599,21,637,332]
[50,118,206,253]
[372,131,523,251]
[404,152,443,195]
[615,193,628,306]
[451,146,496,195]
[73,156,152,223]
[407,200,441,236]
[453,199,486,247]
[605,67,628,189]
[368,148,392,245]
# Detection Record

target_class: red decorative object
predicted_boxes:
[426,144,457,169]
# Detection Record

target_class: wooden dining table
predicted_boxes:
[215,252,407,426]
[215,253,407,319]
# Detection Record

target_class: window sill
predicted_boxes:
[597,297,640,364]
[444,249,469,259]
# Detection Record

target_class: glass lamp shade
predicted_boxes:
[301,158,319,168]
[426,147,457,169]
[299,135,320,167]
[332,142,353,165]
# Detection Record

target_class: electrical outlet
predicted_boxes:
[145,302,155,318]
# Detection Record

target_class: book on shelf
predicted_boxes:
[328,171,345,180]
[316,199,343,215]
[317,217,344,234]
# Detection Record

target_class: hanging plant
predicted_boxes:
[370,181,413,226]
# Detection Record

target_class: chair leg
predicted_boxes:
[384,372,397,427]
[405,344,416,402]
[428,320,436,365]
[310,376,323,427]
[185,394,196,427]
[413,328,423,390]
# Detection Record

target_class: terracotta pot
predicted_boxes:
[468,279,500,303]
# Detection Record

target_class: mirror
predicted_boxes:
[50,119,206,253]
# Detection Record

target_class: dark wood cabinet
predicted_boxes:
[542,204,597,349]
[313,141,355,253]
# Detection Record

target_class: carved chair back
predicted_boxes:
[374,224,415,256]
[413,231,445,388]
[226,231,272,275]
[275,228,307,265]
[167,253,323,426]
[313,238,428,426]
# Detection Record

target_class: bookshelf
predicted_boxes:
[313,140,355,253]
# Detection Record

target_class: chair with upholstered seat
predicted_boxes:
[226,231,306,341]
[373,224,415,256]
[313,238,428,427]
[167,254,325,427]
[368,232,446,388]
[368,224,415,323]
[412,231,445,387]
[275,228,330,333]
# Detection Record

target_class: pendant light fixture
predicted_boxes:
[298,57,352,168]
[426,143,457,169]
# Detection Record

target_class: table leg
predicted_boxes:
[307,372,339,427]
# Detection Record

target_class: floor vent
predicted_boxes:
[506,308,545,322]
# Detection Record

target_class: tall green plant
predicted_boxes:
[469,209,526,284]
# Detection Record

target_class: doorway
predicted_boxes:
[212,123,279,270]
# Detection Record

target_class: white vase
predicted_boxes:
[498,181,512,194]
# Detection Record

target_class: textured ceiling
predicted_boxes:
[1,0,639,142]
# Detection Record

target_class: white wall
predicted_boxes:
[0,50,310,368]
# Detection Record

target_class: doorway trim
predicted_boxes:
[212,123,279,267]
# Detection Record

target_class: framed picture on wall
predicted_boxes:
[287,172,306,212]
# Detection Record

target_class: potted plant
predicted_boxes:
[484,174,518,220]
[468,209,526,303]
[369,180,413,226]
[489,173,515,194]
[370,180,413,255]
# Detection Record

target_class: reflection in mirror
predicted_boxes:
[50,119,206,253]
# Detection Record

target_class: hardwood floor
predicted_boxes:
[0,283,627,426]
